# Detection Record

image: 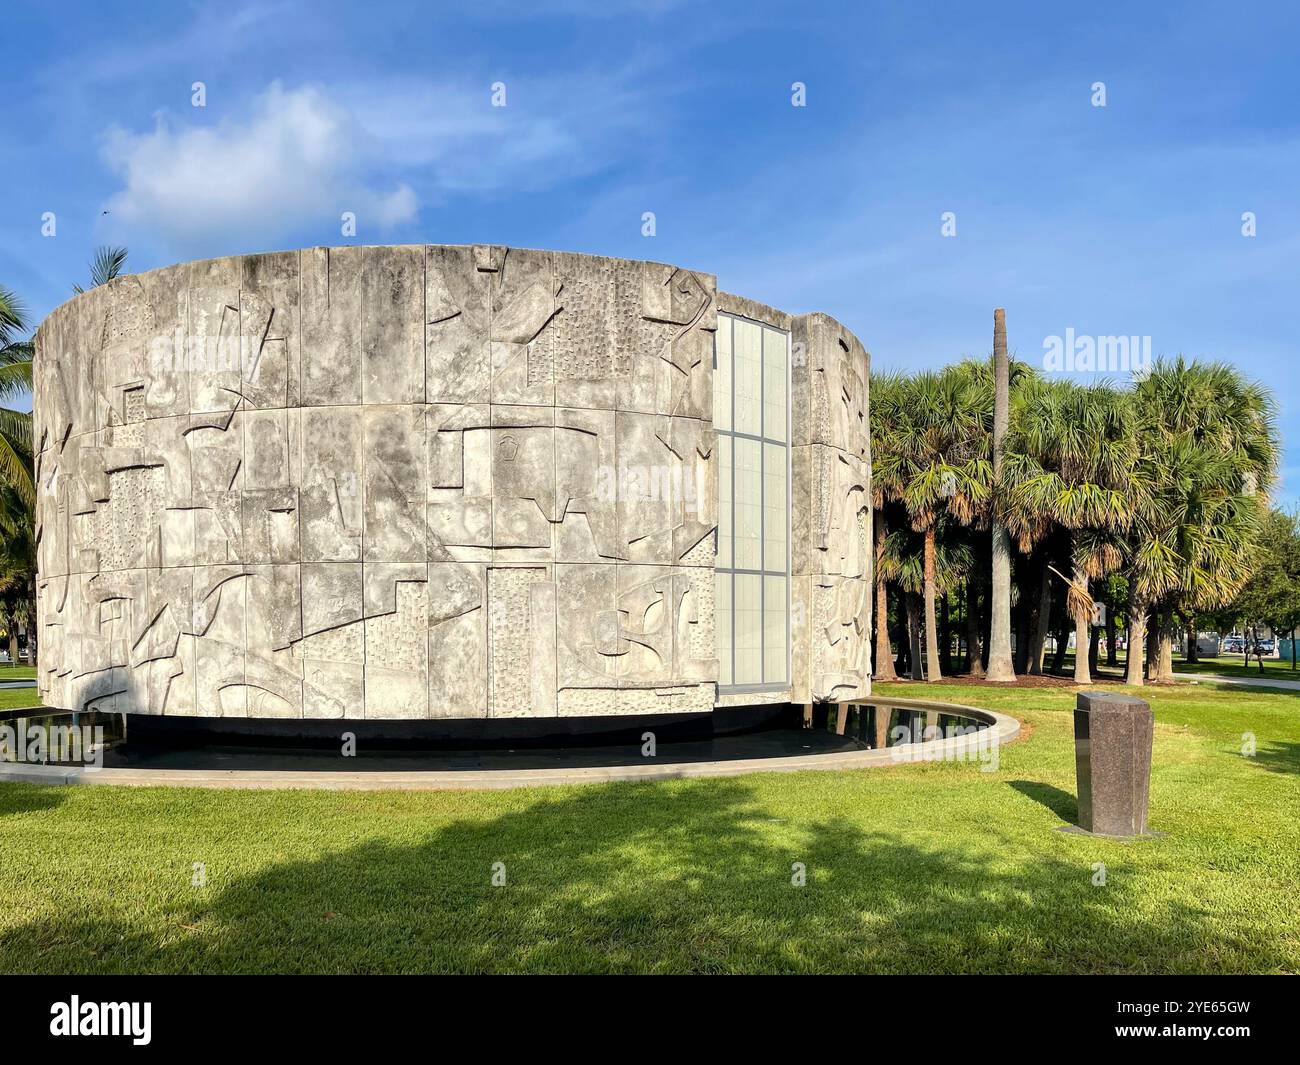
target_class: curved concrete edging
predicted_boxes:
[0,700,1021,793]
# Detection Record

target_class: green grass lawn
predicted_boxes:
[0,690,41,712]
[0,679,1296,974]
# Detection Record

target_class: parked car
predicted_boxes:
[1222,636,1245,654]
[1256,638,1275,655]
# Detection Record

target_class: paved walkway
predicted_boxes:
[1177,672,1300,692]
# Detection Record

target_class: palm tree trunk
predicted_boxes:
[1185,616,1199,663]
[965,579,984,677]
[1125,600,1146,685]
[1157,621,1175,682]
[1088,624,1100,674]
[940,594,951,674]
[1145,608,1162,683]
[906,594,923,681]
[922,526,942,682]
[1028,565,1051,674]
[1072,563,1092,685]
[1051,620,1069,674]
[1106,608,1118,666]
[872,511,896,681]
[985,308,1017,682]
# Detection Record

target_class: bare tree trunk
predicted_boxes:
[1185,616,1198,663]
[965,580,984,677]
[906,594,923,681]
[940,594,951,674]
[1088,624,1100,674]
[985,308,1017,682]
[1028,564,1051,674]
[1072,563,1092,685]
[872,511,897,681]
[1051,622,1069,674]
[1106,607,1118,666]
[1125,601,1146,685]
[923,526,942,682]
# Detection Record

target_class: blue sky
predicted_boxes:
[4,0,1299,501]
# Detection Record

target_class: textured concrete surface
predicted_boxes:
[34,246,869,721]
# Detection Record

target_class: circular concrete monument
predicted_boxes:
[33,245,870,730]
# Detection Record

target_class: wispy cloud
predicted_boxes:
[101,82,417,252]
[97,66,664,254]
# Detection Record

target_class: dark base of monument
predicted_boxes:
[1054,824,1167,841]
[124,702,801,751]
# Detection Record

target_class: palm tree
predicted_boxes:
[885,517,973,678]
[985,308,1017,682]
[72,245,129,294]
[0,286,34,501]
[869,373,910,681]
[0,477,35,667]
[872,367,989,681]
[1005,378,1142,684]
[1124,359,1278,684]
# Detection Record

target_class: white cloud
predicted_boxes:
[102,82,418,251]
[99,71,661,252]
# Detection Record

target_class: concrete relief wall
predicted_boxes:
[34,246,720,719]
[791,312,872,702]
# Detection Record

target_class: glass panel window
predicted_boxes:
[714,311,791,693]
[734,574,762,685]
[762,326,787,443]
[715,573,732,686]
[764,576,788,684]
[733,437,762,570]
[763,442,787,573]
[716,434,732,569]
[733,318,762,436]
[714,314,732,431]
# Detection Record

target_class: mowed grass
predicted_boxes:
[0,690,40,712]
[0,679,1296,974]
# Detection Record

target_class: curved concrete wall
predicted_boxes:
[33,245,868,720]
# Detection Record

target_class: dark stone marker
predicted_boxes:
[1073,691,1155,837]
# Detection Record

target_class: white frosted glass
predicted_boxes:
[714,315,732,431]
[764,576,788,684]
[733,437,761,570]
[763,442,787,573]
[762,327,787,443]
[715,573,732,686]
[734,574,762,685]
[716,434,732,568]
[734,318,762,437]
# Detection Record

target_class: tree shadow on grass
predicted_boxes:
[1249,740,1300,776]
[1007,779,1078,823]
[0,781,67,817]
[0,778,1288,974]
